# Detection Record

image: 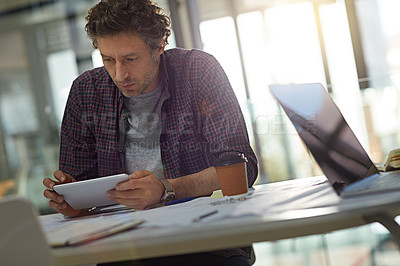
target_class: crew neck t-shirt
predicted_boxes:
[122,83,167,179]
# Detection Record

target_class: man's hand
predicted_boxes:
[43,170,83,217]
[107,170,164,210]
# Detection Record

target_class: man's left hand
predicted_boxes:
[107,170,164,209]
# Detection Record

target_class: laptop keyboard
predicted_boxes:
[373,172,400,188]
[343,171,400,196]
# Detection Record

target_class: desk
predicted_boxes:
[40,176,400,265]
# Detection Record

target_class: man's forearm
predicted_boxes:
[169,167,220,199]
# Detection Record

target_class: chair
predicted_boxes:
[0,195,54,265]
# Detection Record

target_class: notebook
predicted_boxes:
[269,83,400,197]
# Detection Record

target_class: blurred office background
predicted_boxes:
[0,0,399,265]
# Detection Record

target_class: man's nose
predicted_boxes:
[115,62,129,81]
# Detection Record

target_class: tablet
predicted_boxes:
[53,174,130,210]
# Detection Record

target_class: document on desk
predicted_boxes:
[41,213,144,247]
[40,197,228,242]
[212,176,340,219]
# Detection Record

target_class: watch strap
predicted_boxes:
[159,178,175,202]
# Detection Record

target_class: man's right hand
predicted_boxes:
[43,170,83,217]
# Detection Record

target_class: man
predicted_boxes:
[43,0,258,265]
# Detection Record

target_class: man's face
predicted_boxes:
[97,33,164,97]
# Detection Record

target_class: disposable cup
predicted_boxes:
[215,154,248,196]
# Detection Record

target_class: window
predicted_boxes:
[198,0,400,183]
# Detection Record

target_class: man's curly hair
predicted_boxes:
[85,0,171,51]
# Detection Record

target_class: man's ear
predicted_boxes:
[158,40,166,55]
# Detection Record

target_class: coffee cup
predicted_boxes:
[214,154,248,196]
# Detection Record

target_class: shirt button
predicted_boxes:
[121,114,126,120]
[119,148,123,152]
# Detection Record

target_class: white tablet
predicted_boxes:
[53,174,130,210]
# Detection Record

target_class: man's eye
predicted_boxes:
[127,58,138,61]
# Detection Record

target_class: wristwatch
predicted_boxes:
[159,178,176,202]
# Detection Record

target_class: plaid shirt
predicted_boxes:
[59,48,257,258]
[59,48,258,185]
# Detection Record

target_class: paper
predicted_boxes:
[203,176,339,221]
[41,213,143,247]
[384,147,400,171]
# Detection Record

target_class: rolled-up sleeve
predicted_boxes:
[194,52,258,186]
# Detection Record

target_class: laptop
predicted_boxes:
[269,83,400,197]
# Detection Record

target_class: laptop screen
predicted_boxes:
[269,83,379,194]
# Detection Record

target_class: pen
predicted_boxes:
[65,205,133,219]
[192,210,218,223]
[66,219,144,246]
